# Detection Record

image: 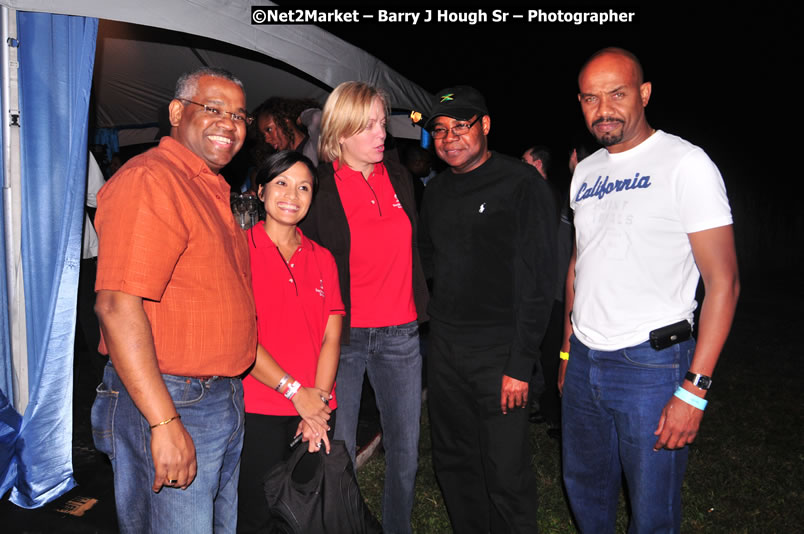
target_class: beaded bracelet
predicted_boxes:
[275,374,290,392]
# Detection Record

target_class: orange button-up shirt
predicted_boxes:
[95,136,257,377]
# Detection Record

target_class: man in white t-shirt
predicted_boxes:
[558,47,740,533]
[76,152,107,385]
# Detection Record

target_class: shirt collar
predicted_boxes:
[159,136,220,181]
[249,223,309,252]
[333,160,386,181]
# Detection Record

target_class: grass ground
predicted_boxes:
[359,279,803,533]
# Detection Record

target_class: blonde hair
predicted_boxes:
[318,81,389,164]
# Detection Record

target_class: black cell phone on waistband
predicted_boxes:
[649,320,692,350]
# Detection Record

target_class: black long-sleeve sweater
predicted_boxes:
[418,152,557,381]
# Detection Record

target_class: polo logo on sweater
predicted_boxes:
[575,172,652,203]
[478,202,486,213]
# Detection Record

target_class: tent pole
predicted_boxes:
[2,7,13,283]
[2,6,28,412]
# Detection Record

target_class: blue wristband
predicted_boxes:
[673,386,707,411]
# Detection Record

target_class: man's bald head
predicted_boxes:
[579,47,644,87]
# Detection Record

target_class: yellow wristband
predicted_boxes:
[559,351,569,361]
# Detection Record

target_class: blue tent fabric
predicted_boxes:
[2,11,98,508]
[0,388,22,494]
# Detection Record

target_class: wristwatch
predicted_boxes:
[685,372,712,390]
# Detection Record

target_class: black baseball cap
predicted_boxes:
[423,86,488,130]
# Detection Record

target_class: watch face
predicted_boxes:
[687,372,712,390]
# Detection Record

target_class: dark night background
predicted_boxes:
[305,1,800,280]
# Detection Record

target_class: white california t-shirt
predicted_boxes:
[569,130,732,351]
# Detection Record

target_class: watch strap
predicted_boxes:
[685,371,712,390]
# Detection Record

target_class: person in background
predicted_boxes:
[521,144,551,180]
[521,143,565,434]
[253,97,322,166]
[301,81,428,534]
[401,143,436,209]
[75,152,106,386]
[106,152,124,177]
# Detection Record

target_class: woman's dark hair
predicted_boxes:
[254,150,318,191]
[252,97,321,147]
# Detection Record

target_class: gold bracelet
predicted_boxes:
[150,414,181,429]
[559,351,570,361]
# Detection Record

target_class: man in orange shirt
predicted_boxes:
[92,67,257,533]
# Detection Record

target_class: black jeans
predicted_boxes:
[538,299,565,427]
[237,410,337,533]
[427,326,540,534]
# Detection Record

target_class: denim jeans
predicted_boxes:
[333,320,421,534]
[562,334,695,534]
[92,363,245,534]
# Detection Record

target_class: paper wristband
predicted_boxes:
[284,380,301,400]
[674,386,707,411]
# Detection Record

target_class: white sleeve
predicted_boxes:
[86,152,106,209]
[675,148,733,233]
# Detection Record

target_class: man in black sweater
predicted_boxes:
[418,86,556,533]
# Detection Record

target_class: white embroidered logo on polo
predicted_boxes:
[479,202,486,213]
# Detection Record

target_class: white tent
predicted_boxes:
[8,0,432,111]
[92,17,430,147]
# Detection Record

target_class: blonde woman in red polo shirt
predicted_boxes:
[237,151,345,533]
[301,81,429,534]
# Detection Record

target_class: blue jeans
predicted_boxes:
[562,334,695,534]
[92,363,245,533]
[333,321,421,534]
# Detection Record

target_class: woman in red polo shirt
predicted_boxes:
[237,151,344,533]
[300,81,428,534]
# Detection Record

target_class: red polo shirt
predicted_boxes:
[333,161,416,327]
[243,225,344,416]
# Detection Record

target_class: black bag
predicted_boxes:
[264,439,383,534]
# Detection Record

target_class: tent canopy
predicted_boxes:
[8,0,433,143]
[93,20,330,136]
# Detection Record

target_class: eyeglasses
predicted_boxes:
[179,99,254,125]
[430,116,482,140]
